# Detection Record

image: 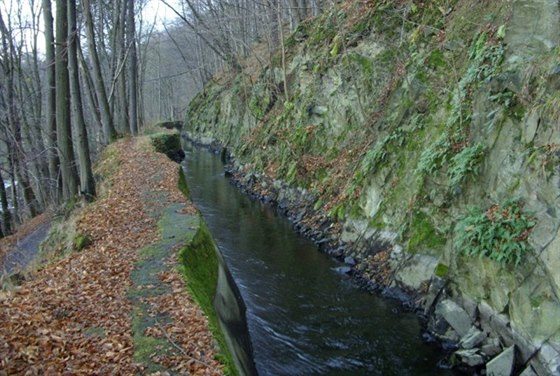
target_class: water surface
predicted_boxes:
[183,145,452,376]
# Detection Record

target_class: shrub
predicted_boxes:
[454,199,536,266]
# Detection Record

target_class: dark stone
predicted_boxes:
[330,247,345,257]
[158,121,183,130]
[455,349,485,367]
[423,277,446,315]
[9,272,25,286]
[334,266,352,275]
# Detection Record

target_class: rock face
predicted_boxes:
[185,0,560,373]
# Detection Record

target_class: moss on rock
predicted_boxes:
[150,132,185,163]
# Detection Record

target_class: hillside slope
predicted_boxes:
[185,0,560,373]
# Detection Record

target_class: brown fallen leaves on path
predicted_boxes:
[0,138,223,375]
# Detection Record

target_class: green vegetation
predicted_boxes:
[447,143,485,188]
[73,233,92,251]
[434,263,449,278]
[415,32,505,189]
[179,223,237,375]
[407,211,447,251]
[156,121,184,130]
[151,132,181,154]
[454,199,536,266]
[248,81,273,119]
[178,167,191,199]
[150,132,184,162]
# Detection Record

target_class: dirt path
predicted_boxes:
[2,222,51,275]
[0,138,224,375]
[0,213,51,274]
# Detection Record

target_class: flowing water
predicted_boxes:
[183,145,453,376]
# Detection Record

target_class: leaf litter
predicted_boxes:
[0,138,223,375]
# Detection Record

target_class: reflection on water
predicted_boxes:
[183,145,452,376]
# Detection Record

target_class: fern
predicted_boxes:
[416,132,450,175]
[448,143,485,187]
[454,199,536,266]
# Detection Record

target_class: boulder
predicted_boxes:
[481,337,502,358]
[486,345,515,376]
[435,299,473,337]
[423,276,446,315]
[519,365,538,376]
[536,343,560,376]
[394,254,438,291]
[455,349,484,367]
[333,266,352,275]
[460,327,487,350]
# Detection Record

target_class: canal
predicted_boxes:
[183,145,453,376]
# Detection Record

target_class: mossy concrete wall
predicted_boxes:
[186,0,560,372]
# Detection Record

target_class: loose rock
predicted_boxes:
[486,345,515,376]
[436,299,473,337]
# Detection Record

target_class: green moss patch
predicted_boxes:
[434,263,449,278]
[150,132,185,162]
[407,211,447,252]
[128,204,199,373]
[128,199,236,374]
[73,233,92,252]
[178,167,191,199]
[178,224,237,375]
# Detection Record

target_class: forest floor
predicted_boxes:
[0,137,224,375]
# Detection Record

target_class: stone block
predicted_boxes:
[519,365,538,376]
[481,337,502,358]
[436,299,473,337]
[486,345,515,376]
[455,349,485,367]
[537,343,560,376]
[460,327,487,350]
[394,254,438,291]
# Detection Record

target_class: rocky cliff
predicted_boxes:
[185,0,560,374]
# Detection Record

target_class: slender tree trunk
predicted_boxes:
[8,155,19,224]
[78,43,102,144]
[43,0,61,202]
[55,0,79,200]
[114,0,128,133]
[68,0,95,200]
[127,0,139,134]
[82,0,117,144]
[0,10,40,217]
[0,168,12,236]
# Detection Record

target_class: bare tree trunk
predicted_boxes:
[55,0,79,200]
[127,0,139,134]
[0,10,40,217]
[82,0,117,144]
[0,168,12,236]
[114,0,128,133]
[78,43,102,143]
[278,0,289,101]
[42,0,61,202]
[68,0,95,200]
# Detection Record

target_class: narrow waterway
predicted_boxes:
[183,145,453,376]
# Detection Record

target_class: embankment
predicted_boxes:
[184,0,560,374]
